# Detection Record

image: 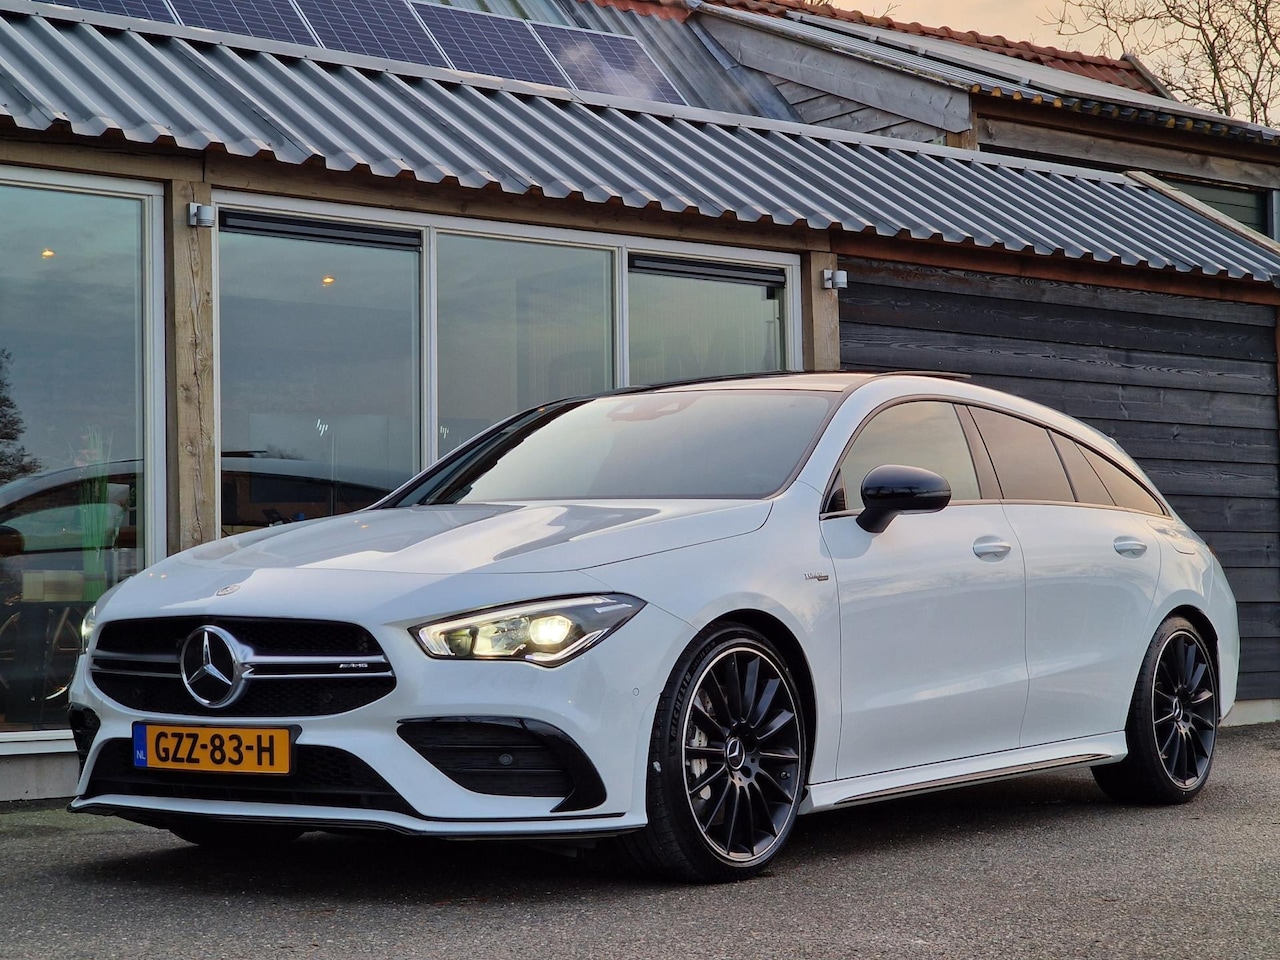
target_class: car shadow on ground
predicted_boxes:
[66,767,1123,899]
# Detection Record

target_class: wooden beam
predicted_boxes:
[976,98,1280,173]
[832,233,1280,306]
[977,117,1280,190]
[701,18,970,133]
[0,133,204,182]
[202,155,827,251]
[164,180,216,552]
[801,251,840,370]
[1,132,830,252]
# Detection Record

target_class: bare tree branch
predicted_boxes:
[1047,0,1280,123]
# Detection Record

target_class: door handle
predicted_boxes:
[973,536,1012,560]
[1114,536,1148,558]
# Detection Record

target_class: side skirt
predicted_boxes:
[800,732,1127,814]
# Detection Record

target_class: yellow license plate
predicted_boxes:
[133,724,292,774]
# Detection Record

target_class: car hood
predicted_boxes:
[172,500,772,576]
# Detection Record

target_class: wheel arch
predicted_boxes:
[1164,604,1221,702]
[703,608,818,781]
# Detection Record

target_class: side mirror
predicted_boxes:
[857,465,952,533]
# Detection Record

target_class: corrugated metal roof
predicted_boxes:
[2,1,1279,283]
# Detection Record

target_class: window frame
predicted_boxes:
[0,164,166,571]
[820,396,990,519]
[961,400,1168,517]
[0,164,166,751]
[966,404,1077,505]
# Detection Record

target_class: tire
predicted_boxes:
[620,624,806,882]
[1092,616,1218,804]
[168,819,305,849]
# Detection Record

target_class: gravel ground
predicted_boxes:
[1,722,1276,960]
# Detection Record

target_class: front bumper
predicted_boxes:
[69,602,691,837]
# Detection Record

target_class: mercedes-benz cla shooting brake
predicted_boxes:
[68,373,1239,882]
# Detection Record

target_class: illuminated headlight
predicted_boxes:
[79,604,98,654]
[412,595,644,666]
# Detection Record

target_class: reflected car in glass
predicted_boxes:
[67,374,1239,882]
[0,457,399,726]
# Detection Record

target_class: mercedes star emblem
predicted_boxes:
[180,625,251,708]
[725,736,747,771]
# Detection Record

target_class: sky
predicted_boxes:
[839,0,1091,51]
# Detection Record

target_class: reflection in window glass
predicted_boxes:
[1081,447,1165,515]
[969,407,1075,503]
[1051,433,1113,507]
[839,402,979,510]
[412,391,835,502]
[628,270,784,385]
[437,235,614,456]
[219,230,419,533]
[0,182,146,730]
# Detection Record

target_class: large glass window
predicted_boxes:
[218,216,420,533]
[215,202,795,510]
[0,180,149,730]
[628,255,785,385]
[436,235,614,456]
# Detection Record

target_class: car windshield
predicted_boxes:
[395,390,839,503]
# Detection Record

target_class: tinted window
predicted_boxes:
[398,390,837,502]
[837,401,980,511]
[969,407,1074,503]
[1080,447,1165,515]
[1051,433,1113,507]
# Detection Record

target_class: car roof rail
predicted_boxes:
[864,370,973,382]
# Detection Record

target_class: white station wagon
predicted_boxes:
[68,372,1238,882]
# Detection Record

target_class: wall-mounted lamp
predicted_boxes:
[822,269,848,290]
[187,203,216,229]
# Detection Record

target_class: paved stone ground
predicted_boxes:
[1,723,1277,960]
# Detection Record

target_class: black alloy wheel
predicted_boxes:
[1093,616,1218,804]
[621,625,806,882]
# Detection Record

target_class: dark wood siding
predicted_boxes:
[838,258,1279,701]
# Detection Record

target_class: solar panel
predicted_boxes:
[533,24,684,105]
[169,0,314,45]
[297,0,449,67]
[49,0,687,107]
[415,3,566,87]
[51,0,176,22]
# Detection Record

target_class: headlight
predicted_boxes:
[412,595,644,666]
[79,603,98,654]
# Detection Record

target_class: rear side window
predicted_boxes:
[969,407,1074,503]
[1050,433,1113,507]
[835,400,980,511]
[1079,447,1166,516]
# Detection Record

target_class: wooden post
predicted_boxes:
[802,250,841,371]
[164,180,216,552]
